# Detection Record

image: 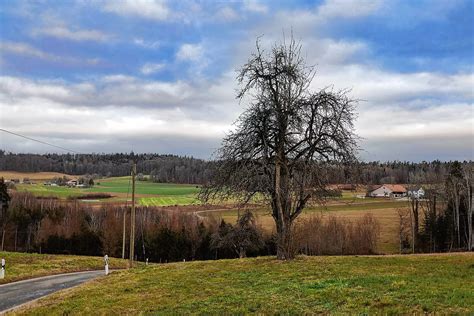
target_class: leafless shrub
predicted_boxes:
[294,213,380,255]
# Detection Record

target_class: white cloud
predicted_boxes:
[0,74,235,156]
[254,0,381,37]
[243,0,268,13]
[0,41,101,66]
[176,43,204,62]
[0,42,52,60]
[316,0,382,19]
[31,25,110,42]
[215,7,240,22]
[313,65,474,103]
[101,75,137,83]
[140,63,166,75]
[304,38,370,66]
[356,102,473,139]
[133,38,160,49]
[103,0,169,21]
[0,74,237,115]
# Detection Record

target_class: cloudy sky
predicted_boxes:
[0,0,473,161]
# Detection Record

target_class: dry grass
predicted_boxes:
[0,251,130,284]
[209,207,403,254]
[0,171,72,181]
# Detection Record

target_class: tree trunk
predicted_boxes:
[276,218,294,260]
[433,195,437,252]
[468,187,473,251]
[1,228,5,251]
[239,246,246,259]
[414,199,419,249]
[14,227,17,251]
[453,185,461,248]
[27,225,32,252]
[409,203,415,254]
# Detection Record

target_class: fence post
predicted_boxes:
[1,258,5,279]
[104,255,109,275]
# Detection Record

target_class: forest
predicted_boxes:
[0,151,470,185]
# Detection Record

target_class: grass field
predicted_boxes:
[14,176,200,206]
[15,253,474,314]
[200,199,409,254]
[0,252,129,285]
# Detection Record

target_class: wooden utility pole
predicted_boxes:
[122,205,126,259]
[129,162,136,267]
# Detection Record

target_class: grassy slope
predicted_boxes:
[16,254,474,314]
[0,252,129,284]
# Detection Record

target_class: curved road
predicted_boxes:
[0,270,105,313]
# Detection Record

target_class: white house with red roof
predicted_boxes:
[368,184,407,198]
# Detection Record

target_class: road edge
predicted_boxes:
[0,270,115,315]
[0,269,105,288]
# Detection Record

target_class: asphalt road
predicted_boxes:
[0,270,105,313]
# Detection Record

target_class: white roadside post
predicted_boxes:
[104,255,109,275]
[1,258,5,279]
[145,258,148,266]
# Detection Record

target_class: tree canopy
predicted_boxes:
[201,36,359,259]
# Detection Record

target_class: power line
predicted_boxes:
[0,128,81,154]
[122,166,132,259]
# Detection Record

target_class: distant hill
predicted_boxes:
[0,151,212,184]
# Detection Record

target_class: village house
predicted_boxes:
[66,179,78,187]
[407,187,425,199]
[367,184,407,198]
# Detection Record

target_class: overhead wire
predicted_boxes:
[0,128,82,154]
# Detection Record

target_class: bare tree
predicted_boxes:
[446,162,463,248]
[397,208,412,253]
[0,178,11,251]
[211,211,264,258]
[201,36,358,259]
[463,165,473,250]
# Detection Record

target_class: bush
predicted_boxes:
[68,193,113,200]
[295,213,380,255]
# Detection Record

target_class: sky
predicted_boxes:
[0,0,473,162]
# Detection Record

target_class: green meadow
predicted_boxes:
[0,252,129,285]
[15,176,200,206]
[15,253,474,314]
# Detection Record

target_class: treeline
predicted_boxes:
[1,150,471,185]
[0,151,211,184]
[398,161,473,253]
[0,190,380,261]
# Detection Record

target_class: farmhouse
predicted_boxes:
[66,179,78,187]
[407,187,425,199]
[368,184,407,198]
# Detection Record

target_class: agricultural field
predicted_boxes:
[0,251,129,285]
[0,171,71,182]
[10,175,200,206]
[14,253,474,314]
[199,198,409,254]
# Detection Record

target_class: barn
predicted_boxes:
[368,184,407,198]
